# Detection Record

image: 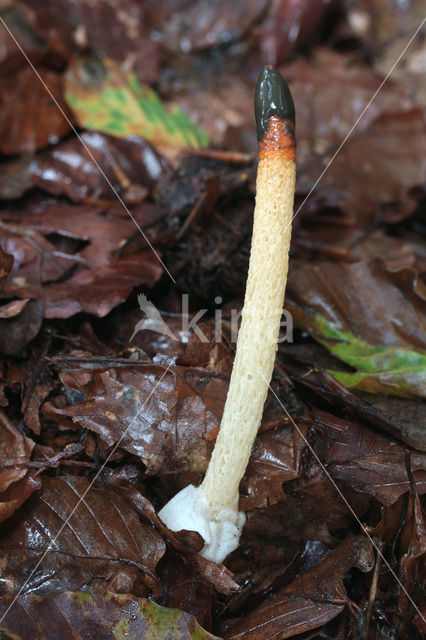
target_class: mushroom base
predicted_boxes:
[158,484,246,563]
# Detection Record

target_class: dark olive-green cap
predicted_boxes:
[255,66,295,141]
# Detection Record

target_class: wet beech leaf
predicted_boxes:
[0,299,43,355]
[65,57,209,158]
[44,364,224,475]
[45,360,308,502]
[0,3,46,75]
[0,4,425,638]
[0,470,41,526]
[107,478,240,596]
[259,0,330,65]
[398,479,426,633]
[0,298,29,319]
[288,259,426,351]
[240,416,307,510]
[0,155,33,200]
[0,591,219,639]
[149,0,268,54]
[286,362,426,451]
[284,50,425,225]
[362,394,426,451]
[0,476,166,597]
[43,251,163,318]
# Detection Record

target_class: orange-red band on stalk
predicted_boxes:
[258,116,296,161]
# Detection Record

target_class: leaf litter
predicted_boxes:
[0,1,425,638]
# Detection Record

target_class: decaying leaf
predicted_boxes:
[284,361,426,451]
[0,155,33,201]
[259,0,331,65]
[398,470,426,632]
[0,469,41,526]
[0,299,43,355]
[65,57,209,158]
[107,478,240,596]
[0,245,13,281]
[22,0,160,83]
[0,591,219,639]
[44,358,309,504]
[284,49,425,225]
[148,0,269,55]
[0,3,46,75]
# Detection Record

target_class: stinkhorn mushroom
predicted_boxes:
[159,66,296,563]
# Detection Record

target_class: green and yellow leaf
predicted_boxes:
[298,311,426,399]
[65,57,209,158]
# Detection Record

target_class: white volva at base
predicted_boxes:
[158,484,246,563]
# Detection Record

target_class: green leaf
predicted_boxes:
[0,592,219,640]
[305,312,426,399]
[65,57,209,158]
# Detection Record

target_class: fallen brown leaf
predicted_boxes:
[0,590,220,640]
[32,131,169,203]
[311,408,426,507]
[147,0,268,54]
[0,409,39,523]
[0,68,72,154]
[0,476,166,597]
[1,205,164,320]
[22,0,160,83]
[224,534,374,639]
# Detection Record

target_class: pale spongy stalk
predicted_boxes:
[200,151,296,514]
